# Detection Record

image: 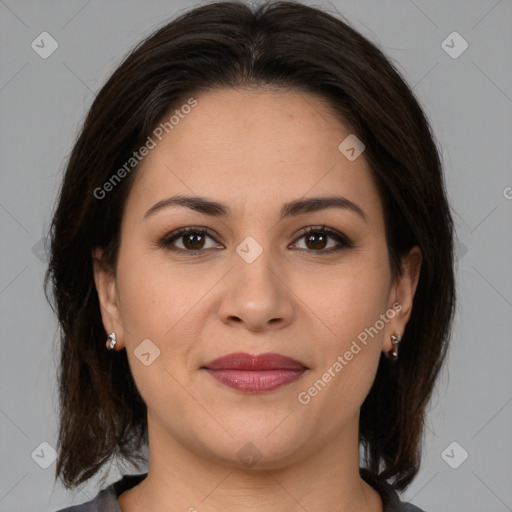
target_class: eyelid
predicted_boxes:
[290,225,354,252]
[159,225,354,254]
[159,226,220,251]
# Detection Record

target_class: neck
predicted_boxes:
[118,414,382,512]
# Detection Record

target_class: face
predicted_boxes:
[94,88,420,470]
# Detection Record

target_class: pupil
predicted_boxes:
[185,233,203,250]
[308,233,326,250]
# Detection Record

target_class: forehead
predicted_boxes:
[124,88,383,225]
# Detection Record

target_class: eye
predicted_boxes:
[291,225,354,254]
[159,225,354,255]
[159,227,221,254]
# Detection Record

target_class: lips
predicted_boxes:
[202,352,308,392]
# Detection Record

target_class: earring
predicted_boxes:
[106,332,117,350]
[385,334,401,360]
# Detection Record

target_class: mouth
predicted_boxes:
[201,352,309,393]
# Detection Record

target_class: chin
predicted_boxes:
[195,425,312,471]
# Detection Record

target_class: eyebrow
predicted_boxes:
[144,194,367,223]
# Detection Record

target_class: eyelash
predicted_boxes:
[159,225,354,256]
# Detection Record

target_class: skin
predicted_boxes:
[93,88,421,512]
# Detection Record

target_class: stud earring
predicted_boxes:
[106,332,117,350]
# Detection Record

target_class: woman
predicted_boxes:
[47,1,456,511]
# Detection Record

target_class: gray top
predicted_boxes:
[56,470,425,512]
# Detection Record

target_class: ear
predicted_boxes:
[383,245,422,352]
[92,248,125,351]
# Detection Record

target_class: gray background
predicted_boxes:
[1,0,511,511]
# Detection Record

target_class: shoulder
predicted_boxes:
[54,487,117,512]
[360,468,427,512]
[55,473,147,512]
[57,471,427,512]
[401,504,426,512]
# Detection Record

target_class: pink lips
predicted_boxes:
[203,352,308,392]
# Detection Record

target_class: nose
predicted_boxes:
[216,245,295,332]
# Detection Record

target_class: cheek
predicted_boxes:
[303,255,391,400]
[114,253,201,409]
[115,235,187,331]
[116,267,170,338]
[315,257,391,337]
[298,281,388,429]
[115,244,217,364]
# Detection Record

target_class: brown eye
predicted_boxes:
[305,231,328,250]
[160,225,354,256]
[182,232,206,250]
[160,227,220,254]
[292,226,354,254]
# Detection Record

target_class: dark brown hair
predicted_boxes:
[46,0,456,491]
